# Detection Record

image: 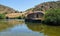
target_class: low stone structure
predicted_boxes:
[25,11,44,23]
[26,11,44,19]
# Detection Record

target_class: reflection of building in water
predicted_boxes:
[25,23,44,32]
[25,23,60,36]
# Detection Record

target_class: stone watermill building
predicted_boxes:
[25,11,45,23]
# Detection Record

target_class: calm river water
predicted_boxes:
[0,19,60,36]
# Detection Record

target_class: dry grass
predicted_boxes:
[6,13,23,18]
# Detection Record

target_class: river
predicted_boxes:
[0,19,60,36]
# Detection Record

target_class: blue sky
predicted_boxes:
[0,0,57,11]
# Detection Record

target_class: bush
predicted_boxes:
[14,16,22,19]
[0,14,6,19]
[44,9,60,25]
[16,16,25,19]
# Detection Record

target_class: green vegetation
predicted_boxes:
[0,14,6,19]
[44,9,60,25]
[15,16,22,19]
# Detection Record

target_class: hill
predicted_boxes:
[25,1,60,12]
[0,1,60,19]
[33,1,60,11]
[0,4,23,18]
[0,4,19,14]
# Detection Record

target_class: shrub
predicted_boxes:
[15,16,22,19]
[44,9,60,25]
[0,14,6,19]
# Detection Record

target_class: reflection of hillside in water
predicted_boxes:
[44,25,60,36]
[25,22,60,36]
[0,19,24,31]
[5,19,24,24]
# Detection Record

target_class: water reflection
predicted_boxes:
[25,22,43,32]
[43,25,60,36]
[0,19,60,36]
[0,19,24,31]
[25,22,60,36]
[0,20,44,36]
